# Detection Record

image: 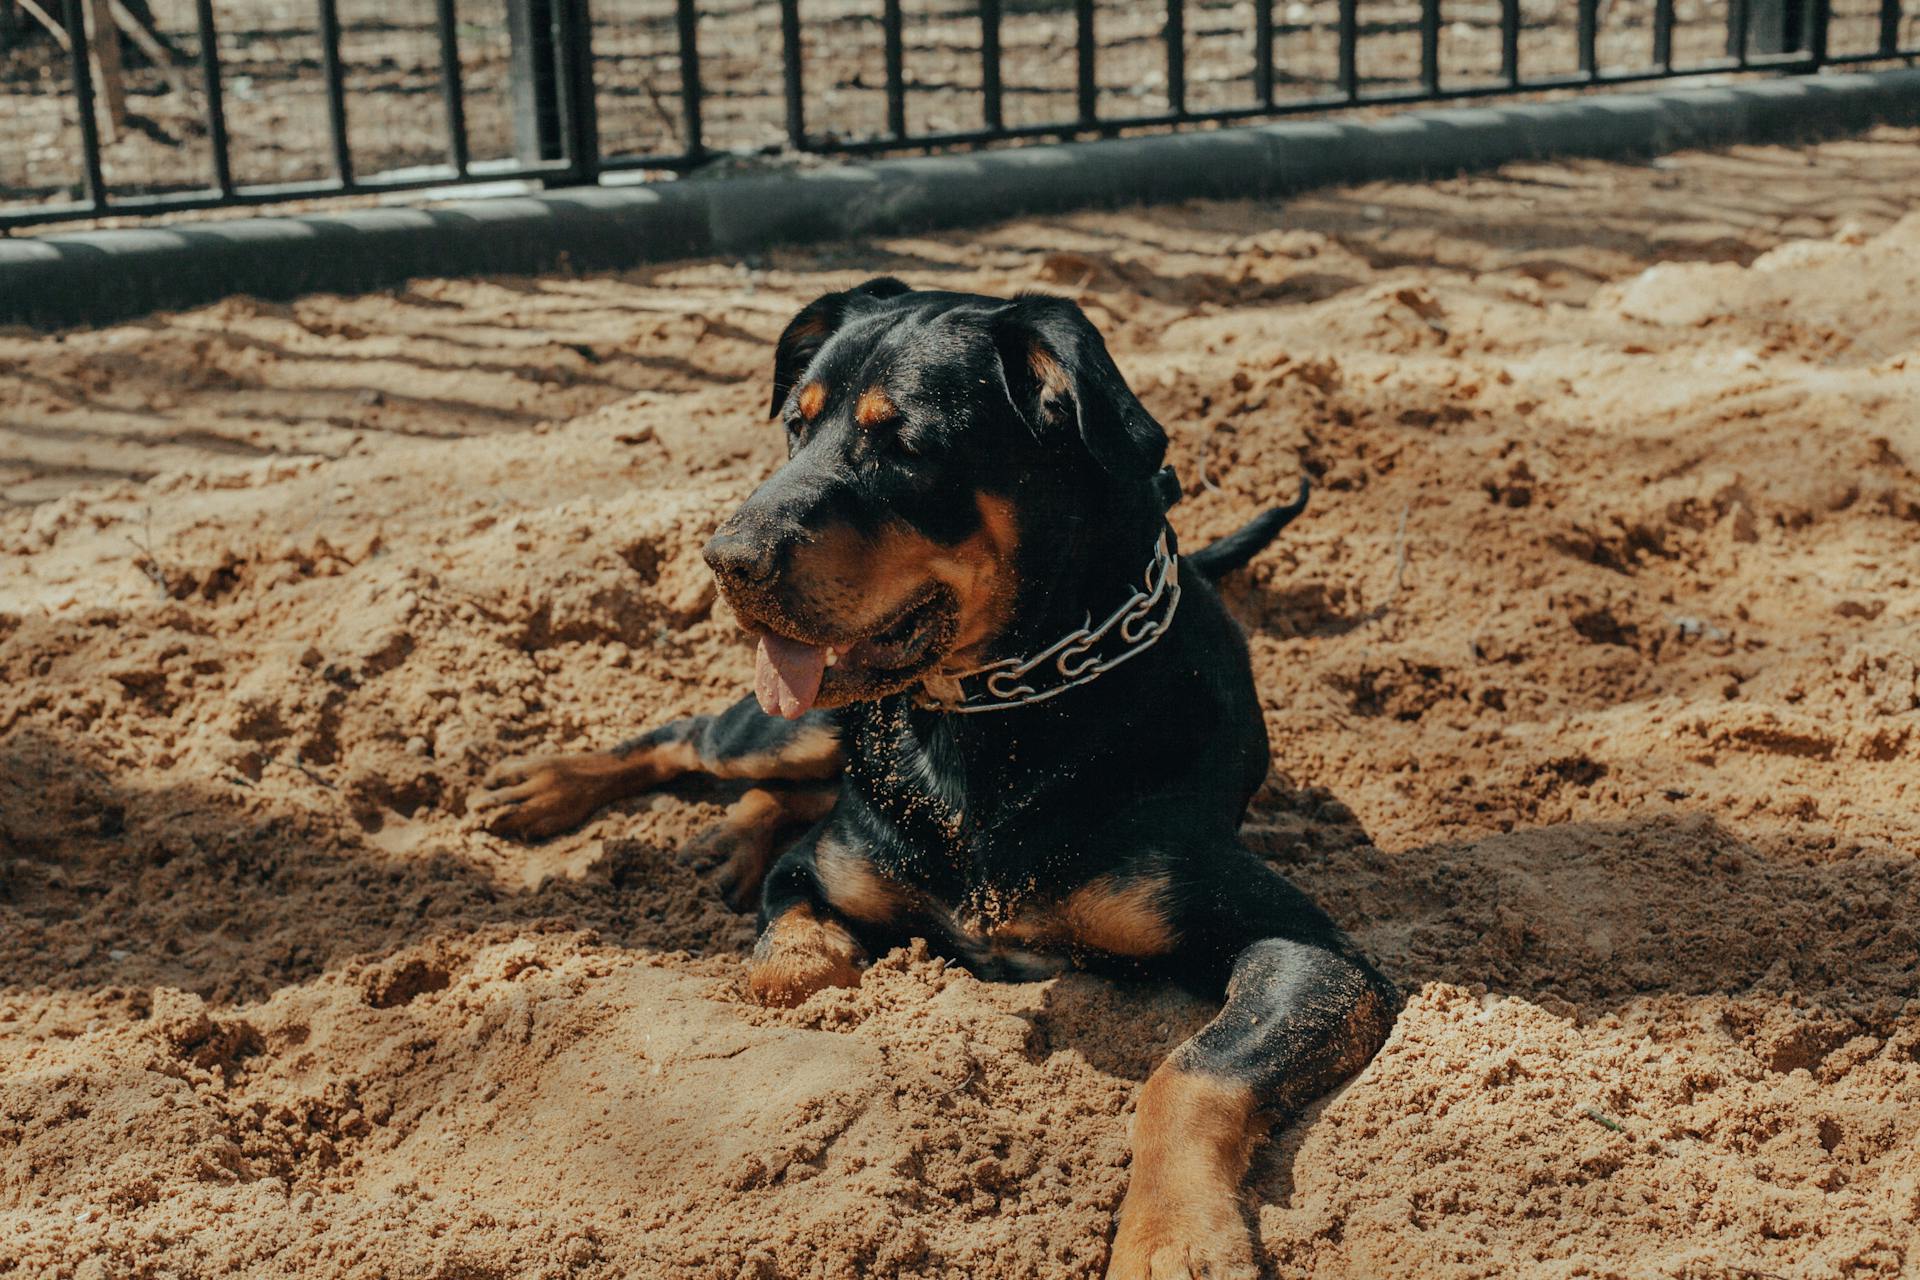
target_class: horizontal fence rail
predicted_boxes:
[1,0,1916,229]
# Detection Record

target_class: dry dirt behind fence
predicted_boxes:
[4,0,1914,219]
[2,129,1919,1277]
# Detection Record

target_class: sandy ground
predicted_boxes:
[3,128,1920,1278]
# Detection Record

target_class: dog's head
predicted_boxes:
[703,278,1170,719]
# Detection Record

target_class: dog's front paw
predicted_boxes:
[1106,1184,1256,1280]
[747,903,865,1006]
[469,752,620,839]
[1108,1064,1260,1280]
[682,818,774,912]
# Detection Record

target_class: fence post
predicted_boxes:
[192,0,232,195]
[506,0,562,163]
[979,0,1002,132]
[61,0,107,208]
[1074,0,1095,126]
[1807,0,1829,63]
[779,0,804,149]
[675,0,703,163]
[552,0,597,180]
[434,0,470,175]
[1733,0,1807,55]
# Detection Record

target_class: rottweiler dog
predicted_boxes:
[473,278,1399,1279]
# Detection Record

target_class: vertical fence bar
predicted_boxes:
[1500,0,1519,84]
[315,0,353,182]
[1808,0,1830,63]
[61,0,107,207]
[883,0,905,138]
[1337,0,1357,97]
[1577,0,1597,74]
[192,0,233,195]
[552,0,597,178]
[676,0,703,161]
[506,0,559,162]
[548,0,576,166]
[780,0,805,148]
[979,0,1002,130]
[1253,0,1273,104]
[1747,0,1796,53]
[1878,0,1900,53]
[1166,0,1185,116]
[1653,0,1673,68]
[1075,0,1095,125]
[575,0,599,177]
[434,0,469,174]
[975,0,1006,130]
[1729,0,1750,63]
[1420,0,1439,91]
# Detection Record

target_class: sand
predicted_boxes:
[3,128,1919,1279]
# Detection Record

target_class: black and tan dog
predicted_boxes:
[472,278,1398,1279]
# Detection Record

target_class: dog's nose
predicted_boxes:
[702,527,783,588]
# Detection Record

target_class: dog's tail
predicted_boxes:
[1188,477,1311,581]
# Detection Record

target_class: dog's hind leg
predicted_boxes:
[1107,853,1399,1280]
[471,697,841,840]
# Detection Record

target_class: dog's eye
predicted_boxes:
[880,422,932,460]
[783,417,806,451]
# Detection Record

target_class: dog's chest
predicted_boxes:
[842,702,1100,980]
[846,707,999,841]
[932,890,1071,981]
[846,700,1075,834]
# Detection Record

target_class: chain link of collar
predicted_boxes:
[921,529,1181,714]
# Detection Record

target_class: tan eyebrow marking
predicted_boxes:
[797,382,827,421]
[854,386,898,428]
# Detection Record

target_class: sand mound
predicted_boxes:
[3,135,1918,1278]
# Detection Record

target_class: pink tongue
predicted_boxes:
[755,632,828,720]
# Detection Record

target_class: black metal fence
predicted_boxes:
[1,0,1915,230]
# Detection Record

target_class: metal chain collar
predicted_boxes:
[924,530,1181,714]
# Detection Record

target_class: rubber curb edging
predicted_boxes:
[4,67,1918,330]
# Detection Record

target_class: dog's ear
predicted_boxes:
[992,293,1166,478]
[769,277,913,417]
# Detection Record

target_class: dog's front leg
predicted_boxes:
[687,785,838,912]
[1108,863,1399,1280]
[473,696,840,841]
[747,825,905,1007]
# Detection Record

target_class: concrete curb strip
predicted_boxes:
[3,68,1918,329]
